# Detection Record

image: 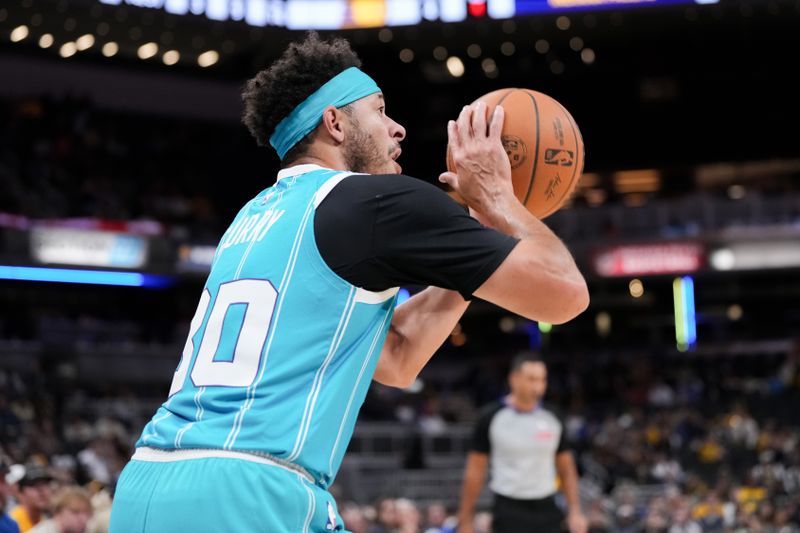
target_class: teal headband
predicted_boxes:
[269,67,382,160]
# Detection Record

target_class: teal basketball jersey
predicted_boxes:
[137,164,398,488]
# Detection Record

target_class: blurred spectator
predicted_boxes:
[691,492,726,531]
[0,460,21,533]
[395,498,422,533]
[9,466,53,532]
[472,512,491,533]
[423,502,448,533]
[340,503,370,533]
[370,498,398,533]
[585,498,611,533]
[84,489,111,533]
[667,502,701,533]
[28,487,92,533]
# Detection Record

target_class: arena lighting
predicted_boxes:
[446,56,464,77]
[10,25,29,42]
[197,50,219,67]
[489,0,515,18]
[101,42,119,57]
[137,42,158,59]
[38,33,54,48]
[710,242,800,271]
[76,34,95,51]
[581,48,596,64]
[377,28,393,43]
[0,266,173,288]
[727,304,743,321]
[59,42,77,58]
[433,46,448,61]
[673,276,697,352]
[595,312,611,337]
[467,0,487,17]
[467,43,482,58]
[629,279,644,298]
[95,0,702,27]
[538,322,552,334]
[549,60,565,75]
[162,50,180,65]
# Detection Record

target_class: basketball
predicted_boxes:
[446,88,585,219]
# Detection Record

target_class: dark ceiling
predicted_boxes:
[1,0,799,175]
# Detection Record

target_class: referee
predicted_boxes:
[457,353,587,533]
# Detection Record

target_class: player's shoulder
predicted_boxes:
[332,173,448,199]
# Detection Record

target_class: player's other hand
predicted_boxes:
[439,102,514,220]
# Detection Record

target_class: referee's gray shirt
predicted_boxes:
[471,400,569,500]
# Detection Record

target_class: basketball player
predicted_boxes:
[457,353,587,533]
[109,33,588,532]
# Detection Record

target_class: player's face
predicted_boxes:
[343,93,405,175]
[510,361,548,402]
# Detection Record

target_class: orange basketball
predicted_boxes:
[446,88,585,219]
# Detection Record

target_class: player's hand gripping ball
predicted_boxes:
[447,88,585,219]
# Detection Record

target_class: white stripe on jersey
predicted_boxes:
[141,410,173,445]
[328,304,393,472]
[224,188,316,450]
[194,387,205,420]
[355,286,399,304]
[174,422,193,448]
[287,286,357,462]
[302,483,316,533]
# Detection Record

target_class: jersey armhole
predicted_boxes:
[311,172,399,305]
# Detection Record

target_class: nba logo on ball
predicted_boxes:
[544,149,575,167]
[445,87,585,219]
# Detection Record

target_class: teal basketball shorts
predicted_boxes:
[109,448,348,533]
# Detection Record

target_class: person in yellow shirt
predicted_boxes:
[9,466,53,533]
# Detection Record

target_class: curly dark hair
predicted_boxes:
[241,32,362,165]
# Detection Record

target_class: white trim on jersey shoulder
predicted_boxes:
[276,163,328,181]
[132,447,315,483]
[355,286,398,304]
[313,172,361,207]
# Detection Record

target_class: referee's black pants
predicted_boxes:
[491,492,564,533]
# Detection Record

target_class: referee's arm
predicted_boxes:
[555,450,588,533]
[458,405,495,533]
[457,451,488,533]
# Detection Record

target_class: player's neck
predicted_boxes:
[288,146,349,172]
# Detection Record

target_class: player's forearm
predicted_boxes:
[374,287,468,388]
[483,195,582,284]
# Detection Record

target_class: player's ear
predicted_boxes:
[320,105,346,144]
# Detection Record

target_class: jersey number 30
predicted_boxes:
[169,279,278,396]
